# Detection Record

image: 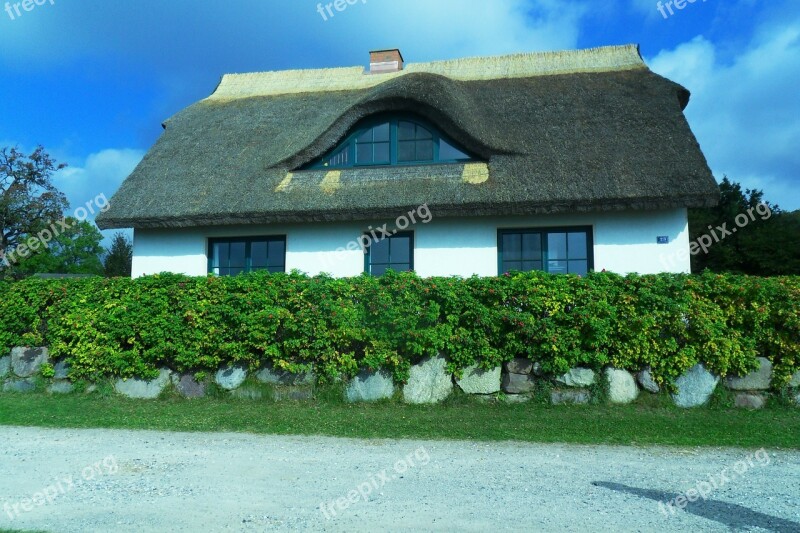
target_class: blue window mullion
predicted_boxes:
[390,120,397,165]
[348,141,354,167]
[543,234,549,274]
[245,241,252,273]
[409,232,415,271]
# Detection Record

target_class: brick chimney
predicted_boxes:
[369,49,404,74]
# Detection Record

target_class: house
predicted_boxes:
[96,45,718,278]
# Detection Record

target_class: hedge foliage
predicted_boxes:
[0,271,798,389]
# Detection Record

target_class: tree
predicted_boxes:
[0,146,68,272]
[689,177,800,275]
[738,208,800,275]
[104,232,133,277]
[15,218,104,275]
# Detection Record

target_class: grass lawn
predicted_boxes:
[0,388,798,449]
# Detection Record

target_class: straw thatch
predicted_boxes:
[96,44,718,230]
[209,44,646,100]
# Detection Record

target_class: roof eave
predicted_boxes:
[96,193,719,230]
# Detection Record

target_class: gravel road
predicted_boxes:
[0,426,798,532]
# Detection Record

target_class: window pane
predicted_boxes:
[218,267,230,276]
[388,263,411,273]
[251,242,268,268]
[374,142,390,163]
[439,139,471,161]
[268,240,285,268]
[568,260,588,276]
[213,242,228,269]
[373,122,390,142]
[548,233,567,261]
[568,232,587,260]
[326,147,348,167]
[415,140,434,161]
[398,122,415,141]
[521,233,542,261]
[503,261,522,273]
[370,238,390,264]
[415,125,433,140]
[356,143,373,164]
[522,261,543,272]
[390,236,411,264]
[369,234,413,275]
[229,267,245,276]
[547,260,568,274]
[357,129,373,143]
[503,234,522,261]
[398,141,415,162]
[230,242,246,268]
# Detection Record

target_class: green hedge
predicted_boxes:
[0,271,798,389]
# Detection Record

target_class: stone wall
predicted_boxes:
[2,348,799,409]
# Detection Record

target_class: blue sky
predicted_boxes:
[1,0,798,240]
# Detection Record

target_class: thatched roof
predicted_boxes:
[97,44,718,230]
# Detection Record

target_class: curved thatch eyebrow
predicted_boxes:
[208,44,647,100]
[96,44,718,231]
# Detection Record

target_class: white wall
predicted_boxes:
[132,208,691,278]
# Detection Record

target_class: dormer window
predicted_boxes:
[356,121,391,165]
[305,114,475,169]
[397,121,433,162]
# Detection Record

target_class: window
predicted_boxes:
[306,114,475,169]
[397,120,434,162]
[208,237,286,276]
[365,232,413,275]
[498,228,593,276]
[356,121,391,165]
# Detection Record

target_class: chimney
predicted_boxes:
[369,49,404,74]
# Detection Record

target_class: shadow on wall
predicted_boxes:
[592,481,799,533]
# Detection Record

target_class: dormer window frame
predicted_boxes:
[303,113,477,170]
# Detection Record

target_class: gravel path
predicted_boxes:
[0,427,798,532]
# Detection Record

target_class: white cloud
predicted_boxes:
[55,148,144,213]
[2,144,142,216]
[0,145,141,246]
[647,18,800,210]
[0,0,587,69]
[628,0,663,19]
[1,1,589,139]
[337,0,588,60]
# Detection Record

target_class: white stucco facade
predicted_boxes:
[131,208,691,278]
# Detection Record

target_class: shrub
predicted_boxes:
[0,271,797,388]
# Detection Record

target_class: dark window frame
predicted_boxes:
[207,236,286,276]
[497,227,594,276]
[364,231,415,275]
[304,113,476,169]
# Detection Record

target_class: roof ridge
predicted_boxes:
[207,44,646,101]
